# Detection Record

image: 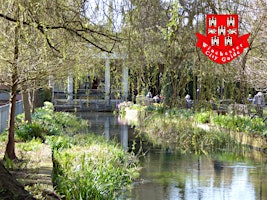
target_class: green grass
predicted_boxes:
[194,111,267,135]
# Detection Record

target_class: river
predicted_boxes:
[78,112,267,200]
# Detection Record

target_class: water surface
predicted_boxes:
[78,112,267,200]
[120,148,267,200]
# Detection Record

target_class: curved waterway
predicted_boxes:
[78,112,267,200]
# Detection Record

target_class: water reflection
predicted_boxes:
[77,112,267,200]
[77,112,131,152]
[121,149,267,200]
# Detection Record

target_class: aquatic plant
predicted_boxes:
[193,110,267,136]
[137,110,236,155]
[51,134,140,200]
[210,113,266,135]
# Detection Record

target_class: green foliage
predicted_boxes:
[164,108,194,120]
[16,138,43,152]
[3,156,14,169]
[15,122,45,142]
[0,131,7,142]
[46,136,74,151]
[139,109,236,155]
[194,112,212,123]
[12,102,140,199]
[51,134,139,200]
[15,102,88,141]
[193,110,267,135]
[211,114,266,134]
[147,103,164,114]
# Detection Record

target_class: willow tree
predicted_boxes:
[120,0,167,99]
[122,0,208,106]
[121,0,266,108]
[0,0,120,160]
[235,0,267,95]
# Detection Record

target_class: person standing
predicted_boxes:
[253,92,265,117]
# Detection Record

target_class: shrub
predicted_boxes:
[15,101,88,141]
[15,123,45,142]
[211,114,266,134]
[194,112,211,123]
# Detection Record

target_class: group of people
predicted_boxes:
[146,91,266,116]
[146,92,194,107]
[146,92,163,103]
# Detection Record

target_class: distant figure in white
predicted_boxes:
[253,92,265,117]
[185,94,193,108]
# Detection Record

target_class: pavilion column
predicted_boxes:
[122,65,128,101]
[105,55,111,103]
[67,74,73,102]
[48,75,54,102]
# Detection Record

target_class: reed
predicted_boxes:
[138,109,237,154]
[51,134,139,200]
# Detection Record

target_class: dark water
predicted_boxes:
[78,112,267,200]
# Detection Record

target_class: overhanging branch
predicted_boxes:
[0,13,120,53]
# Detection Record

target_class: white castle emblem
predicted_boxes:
[224,36,233,46]
[209,16,217,27]
[207,15,238,48]
[218,26,226,36]
[211,36,220,46]
[227,16,235,27]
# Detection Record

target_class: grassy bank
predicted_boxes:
[0,102,140,199]
[120,103,258,154]
[139,109,237,154]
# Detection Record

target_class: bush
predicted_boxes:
[15,101,88,140]
[15,123,45,142]
[194,112,211,123]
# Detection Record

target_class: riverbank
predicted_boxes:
[121,105,267,154]
[0,102,140,199]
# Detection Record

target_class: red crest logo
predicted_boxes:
[196,14,250,64]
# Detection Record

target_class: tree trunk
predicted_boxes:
[22,90,32,123]
[0,162,35,200]
[31,89,35,113]
[5,22,19,160]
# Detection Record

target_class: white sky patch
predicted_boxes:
[85,0,127,32]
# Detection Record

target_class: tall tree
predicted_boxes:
[0,0,121,159]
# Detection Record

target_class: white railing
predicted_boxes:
[0,100,24,133]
